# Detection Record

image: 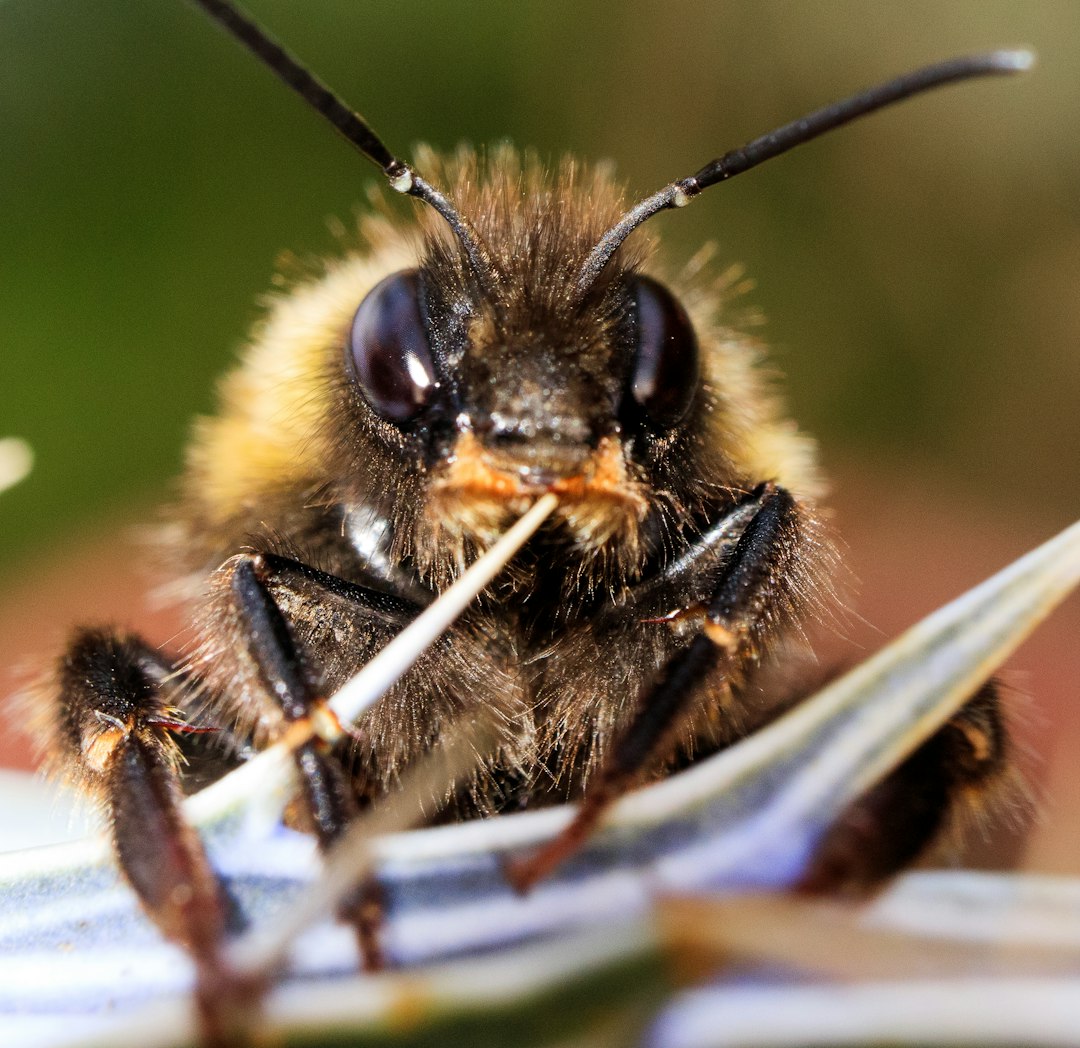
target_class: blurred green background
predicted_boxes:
[2,0,1079,579]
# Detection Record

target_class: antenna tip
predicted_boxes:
[995,48,1037,73]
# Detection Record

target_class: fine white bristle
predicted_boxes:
[329,492,559,727]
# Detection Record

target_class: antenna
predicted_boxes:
[576,49,1034,294]
[190,0,499,293]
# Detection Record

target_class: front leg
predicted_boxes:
[192,551,422,756]
[42,629,254,1046]
[512,482,804,889]
[224,553,417,968]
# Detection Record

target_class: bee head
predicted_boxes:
[340,153,711,585]
[190,1,1031,589]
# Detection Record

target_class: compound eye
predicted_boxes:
[348,270,436,423]
[628,275,699,429]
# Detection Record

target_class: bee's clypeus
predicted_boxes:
[33,1,1030,1043]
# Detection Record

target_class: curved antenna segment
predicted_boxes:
[576,49,1034,294]
[190,0,499,293]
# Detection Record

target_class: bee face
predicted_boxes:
[334,154,713,582]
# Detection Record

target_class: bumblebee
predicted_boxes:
[30,1,1027,1043]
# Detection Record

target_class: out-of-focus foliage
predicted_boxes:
[2,0,1079,576]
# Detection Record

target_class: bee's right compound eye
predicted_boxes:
[625,275,700,431]
[348,270,437,423]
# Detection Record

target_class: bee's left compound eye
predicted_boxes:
[348,270,437,424]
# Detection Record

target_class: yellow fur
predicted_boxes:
[184,236,418,527]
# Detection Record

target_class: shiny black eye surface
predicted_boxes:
[627,275,699,430]
[348,270,437,423]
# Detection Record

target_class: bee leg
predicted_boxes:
[230,555,392,969]
[51,628,256,1046]
[509,483,800,890]
[797,678,1007,894]
[293,741,385,969]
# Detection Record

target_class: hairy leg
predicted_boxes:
[45,628,255,1046]
[797,679,1009,894]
